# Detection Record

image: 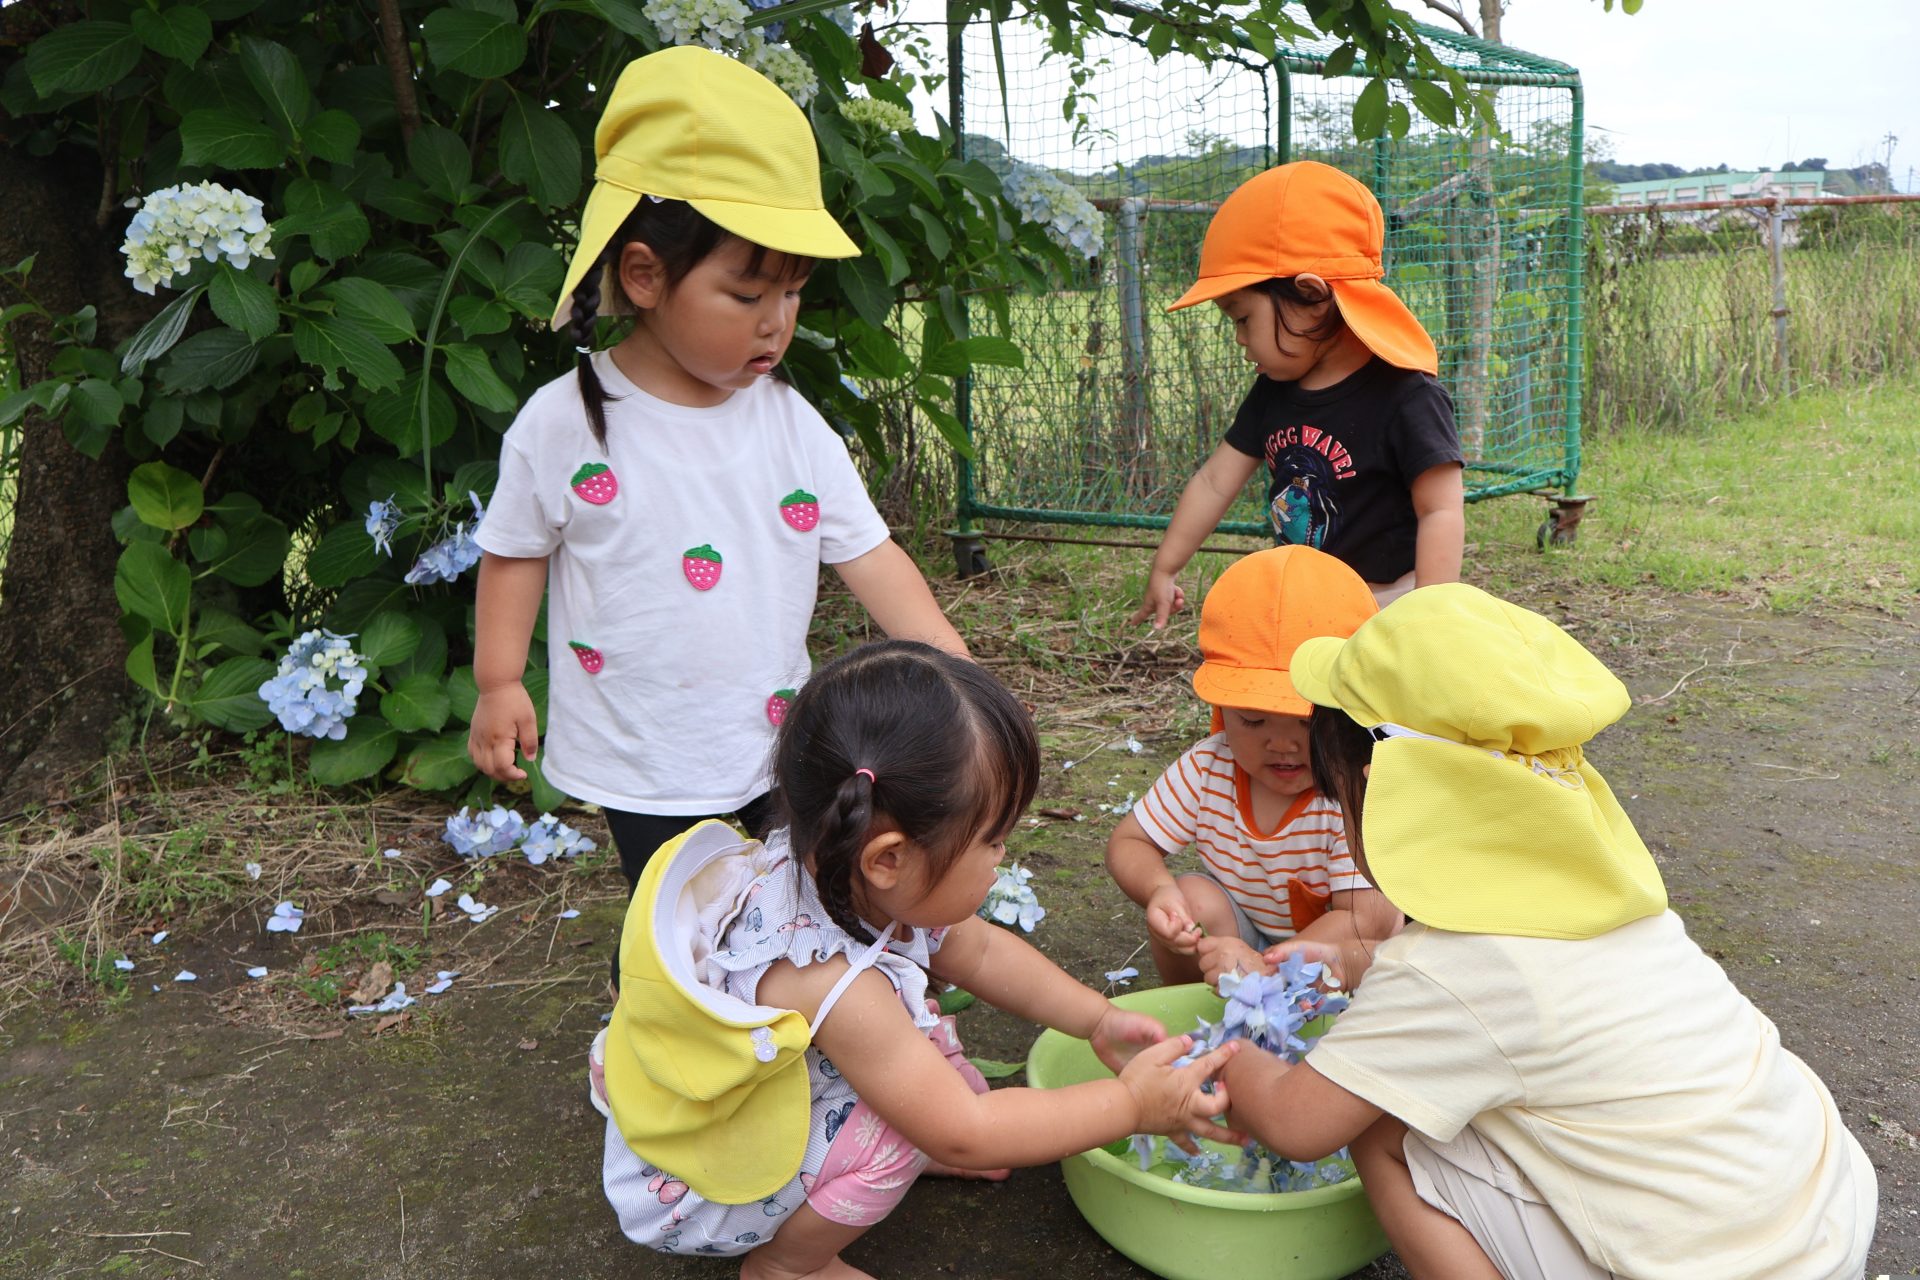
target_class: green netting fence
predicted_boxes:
[947,12,1585,562]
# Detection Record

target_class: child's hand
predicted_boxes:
[1119,1035,1243,1152]
[1198,935,1270,987]
[1145,884,1203,954]
[1089,1004,1166,1075]
[469,682,539,782]
[1129,569,1188,630]
[1261,939,1348,990]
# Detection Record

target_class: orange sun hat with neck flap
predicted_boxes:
[549,46,860,331]
[1168,161,1438,376]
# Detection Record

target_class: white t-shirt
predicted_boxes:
[476,355,891,813]
[1308,912,1877,1279]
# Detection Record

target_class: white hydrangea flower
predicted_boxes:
[1004,161,1104,260]
[840,97,916,137]
[121,182,274,295]
[742,36,817,107]
[642,0,817,107]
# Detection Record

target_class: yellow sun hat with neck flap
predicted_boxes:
[1289,583,1667,941]
[549,46,860,331]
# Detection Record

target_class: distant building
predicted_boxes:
[1602,169,1830,207]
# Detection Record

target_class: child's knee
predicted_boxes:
[1174,873,1240,933]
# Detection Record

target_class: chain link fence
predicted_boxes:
[949,15,1586,560]
[1585,194,1920,429]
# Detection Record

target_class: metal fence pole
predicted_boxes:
[1115,196,1151,490]
[1767,198,1789,382]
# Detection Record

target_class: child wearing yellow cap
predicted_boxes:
[1224,585,1878,1279]
[1107,546,1402,988]
[1132,161,1465,627]
[467,48,966,1112]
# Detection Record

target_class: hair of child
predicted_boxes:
[567,198,816,449]
[1258,275,1346,346]
[772,640,1040,944]
[1308,706,1374,858]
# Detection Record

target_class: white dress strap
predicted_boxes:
[811,921,899,1029]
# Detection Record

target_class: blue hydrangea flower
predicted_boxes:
[365,497,402,556]
[256,630,368,739]
[121,181,274,294]
[1004,161,1105,260]
[443,805,527,858]
[405,492,485,585]
[521,813,596,865]
[979,862,1045,932]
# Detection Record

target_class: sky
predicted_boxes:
[1498,0,1918,187]
[896,0,1919,191]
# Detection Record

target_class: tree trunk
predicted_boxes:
[0,145,139,809]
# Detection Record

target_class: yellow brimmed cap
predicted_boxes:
[550,47,860,330]
[1291,584,1667,940]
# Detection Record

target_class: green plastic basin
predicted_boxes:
[1025,983,1389,1280]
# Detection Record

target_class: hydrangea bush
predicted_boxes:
[121,182,275,294]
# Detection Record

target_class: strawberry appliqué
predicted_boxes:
[571,463,618,505]
[766,688,796,727]
[779,489,819,532]
[569,641,604,674]
[682,544,722,591]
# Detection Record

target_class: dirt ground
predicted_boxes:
[4,587,1917,1279]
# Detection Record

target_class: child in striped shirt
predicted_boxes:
[1107,546,1403,986]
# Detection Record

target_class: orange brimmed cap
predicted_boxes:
[1168,162,1437,375]
[1193,546,1377,719]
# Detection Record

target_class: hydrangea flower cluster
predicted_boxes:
[1004,161,1105,260]
[365,497,402,557]
[442,806,528,857]
[121,182,274,295]
[1124,956,1355,1194]
[404,492,485,585]
[840,97,917,137]
[979,862,1045,932]
[520,813,596,865]
[257,630,368,739]
[642,0,819,105]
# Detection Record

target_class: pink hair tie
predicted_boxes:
[854,768,876,784]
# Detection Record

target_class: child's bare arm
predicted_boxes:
[1131,444,1260,628]
[469,552,548,781]
[1410,462,1465,587]
[1106,813,1202,952]
[789,962,1240,1169]
[1221,1053,1382,1163]
[832,539,969,657]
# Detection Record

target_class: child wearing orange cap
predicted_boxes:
[1132,161,1465,627]
[1107,545,1402,987]
[467,48,966,1115]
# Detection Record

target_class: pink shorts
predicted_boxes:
[805,1008,989,1227]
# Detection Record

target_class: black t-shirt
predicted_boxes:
[1223,358,1462,584]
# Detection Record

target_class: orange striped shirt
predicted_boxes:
[1133,733,1368,939]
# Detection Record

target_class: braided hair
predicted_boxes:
[567,199,813,449]
[772,641,1040,943]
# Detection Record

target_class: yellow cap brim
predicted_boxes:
[1192,662,1309,718]
[550,185,862,331]
[1287,634,1350,715]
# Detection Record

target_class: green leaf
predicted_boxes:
[128,461,204,530]
[27,22,142,98]
[401,732,477,790]
[523,749,566,812]
[195,608,268,658]
[68,379,125,430]
[125,632,163,698]
[967,1057,1025,1080]
[364,177,441,224]
[1352,78,1388,141]
[586,0,650,36]
[115,542,191,634]
[408,126,472,203]
[238,36,313,136]
[308,716,400,786]
[449,295,511,337]
[303,521,383,588]
[131,8,213,66]
[923,335,1024,378]
[497,241,562,318]
[366,373,456,456]
[1321,43,1358,80]
[321,277,418,343]
[358,611,422,668]
[423,8,528,79]
[856,213,909,288]
[907,205,952,261]
[198,514,289,587]
[293,317,404,392]
[179,108,288,170]
[191,657,275,732]
[447,665,478,723]
[301,109,362,164]
[1405,76,1455,127]
[387,613,448,681]
[278,180,372,261]
[209,264,278,342]
[160,329,260,393]
[143,396,185,447]
[835,255,893,330]
[441,343,518,414]
[382,674,452,734]
[499,93,580,209]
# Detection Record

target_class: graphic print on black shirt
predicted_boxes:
[1223,358,1462,584]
